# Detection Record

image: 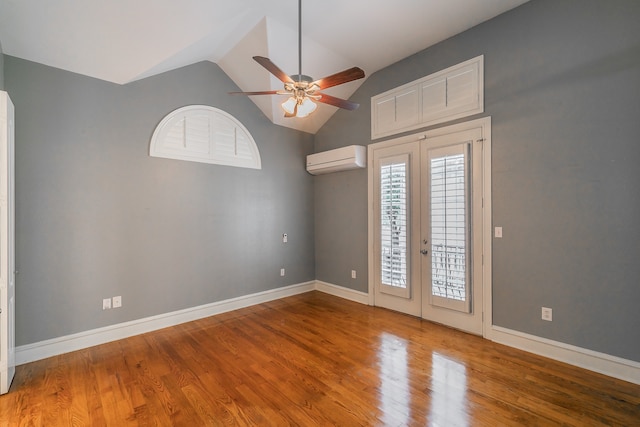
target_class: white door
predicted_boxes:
[372,141,422,316]
[420,128,484,335]
[0,90,15,395]
[370,119,490,335]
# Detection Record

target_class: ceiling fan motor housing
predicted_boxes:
[290,74,314,83]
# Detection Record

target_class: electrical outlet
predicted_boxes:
[280,268,285,276]
[351,270,357,279]
[282,233,288,243]
[102,298,111,310]
[541,307,552,321]
[113,295,122,308]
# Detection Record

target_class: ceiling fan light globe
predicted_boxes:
[296,97,317,118]
[282,97,297,115]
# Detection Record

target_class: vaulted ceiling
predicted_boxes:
[0,0,528,133]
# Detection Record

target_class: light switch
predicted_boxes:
[495,227,503,238]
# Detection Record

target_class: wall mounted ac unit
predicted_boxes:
[306,145,366,175]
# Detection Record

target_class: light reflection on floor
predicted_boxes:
[378,332,410,425]
[429,352,469,427]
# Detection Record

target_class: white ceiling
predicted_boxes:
[0,0,529,134]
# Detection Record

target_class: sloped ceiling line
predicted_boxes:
[0,0,530,134]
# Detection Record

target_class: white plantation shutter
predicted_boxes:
[372,56,483,139]
[184,114,211,154]
[150,105,261,169]
[429,145,470,309]
[380,158,409,289]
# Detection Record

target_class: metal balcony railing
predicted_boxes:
[431,243,466,301]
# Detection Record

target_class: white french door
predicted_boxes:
[0,90,15,394]
[370,119,490,336]
[420,128,484,335]
[372,142,421,316]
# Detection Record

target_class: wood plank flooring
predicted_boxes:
[1,291,639,426]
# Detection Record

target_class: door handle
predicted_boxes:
[420,249,428,255]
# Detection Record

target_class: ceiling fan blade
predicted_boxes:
[229,90,281,96]
[253,56,295,84]
[316,93,360,110]
[312,67,365,90]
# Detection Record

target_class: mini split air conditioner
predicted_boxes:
[306,145,366,175]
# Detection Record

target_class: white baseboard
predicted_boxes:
[314,280,370,305]
[16,282,640,387]
[15,281,315,366]
[488,325,640,385]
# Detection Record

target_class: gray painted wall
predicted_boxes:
[5,57,315,346]
[314,0,640,362]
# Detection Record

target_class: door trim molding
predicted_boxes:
[367,117,492,338]
[0,90,15,395]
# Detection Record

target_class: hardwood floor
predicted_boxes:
[1,291,639,426]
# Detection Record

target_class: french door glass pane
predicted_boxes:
[430,153,467,301]
[380,162,408,288]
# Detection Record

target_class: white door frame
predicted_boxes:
[367,117,492,338]
[0,90,15,394]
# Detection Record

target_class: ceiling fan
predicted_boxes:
[230,0,365,118]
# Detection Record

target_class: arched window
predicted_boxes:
[150,105,261,169]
